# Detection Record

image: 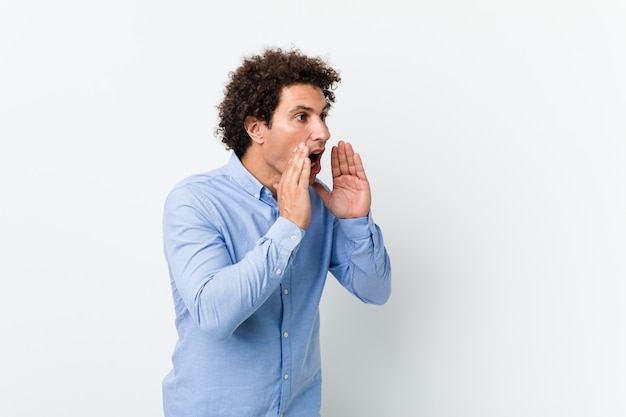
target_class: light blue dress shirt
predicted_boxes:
[162,153,391,417]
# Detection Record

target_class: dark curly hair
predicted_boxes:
[216,47,342,158]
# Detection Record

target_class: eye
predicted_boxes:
[320,112,329,122]
[295,113,307,121]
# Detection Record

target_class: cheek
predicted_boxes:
[267,127,306,170]
[269,147,294,174]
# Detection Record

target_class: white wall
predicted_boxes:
[1,1,624,416]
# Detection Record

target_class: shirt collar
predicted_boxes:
[225,152,268,200]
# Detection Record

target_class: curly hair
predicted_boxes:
[216,47,342,158]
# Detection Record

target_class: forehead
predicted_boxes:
[276,84,327,111]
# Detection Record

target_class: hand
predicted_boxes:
[312,140,371,218]
[275,143,312,229]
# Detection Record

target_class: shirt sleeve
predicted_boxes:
[328,211,392,305]
[162,185,304,341]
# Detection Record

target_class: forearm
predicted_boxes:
[329,213,392,304]
[189,235,295,339]
[164,209,303,340]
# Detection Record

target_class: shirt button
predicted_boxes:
[283,332,289,338]
[283,289,289,295]
[276,269,282,275]
[284,373,289,379]
[291,235,297,241]
[254,193,260,198]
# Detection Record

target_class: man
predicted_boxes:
[162,47,392,417]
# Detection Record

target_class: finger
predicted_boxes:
[295,144,310,186]
[330,145,341,178]
[336,140,350,175]
[342,141,358,176]
[283,143,308,185]
[299,156,311,188]
[352,152,368,180]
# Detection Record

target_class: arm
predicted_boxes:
[163,187,303,340]
[312,140,392,303]
[329,213,392,304]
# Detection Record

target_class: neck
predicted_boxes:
[240,150,279,198]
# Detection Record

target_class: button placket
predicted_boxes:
[279,277,292,408]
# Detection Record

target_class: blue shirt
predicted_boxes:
[162,153,391,417]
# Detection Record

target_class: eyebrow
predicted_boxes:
[288,103,331,114]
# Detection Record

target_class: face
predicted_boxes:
[263,83,331,184]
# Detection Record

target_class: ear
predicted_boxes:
[244,116,266,145]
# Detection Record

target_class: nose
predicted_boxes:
[311,117,330,144]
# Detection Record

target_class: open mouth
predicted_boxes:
[308,152,321,166]
[308,150,323,175]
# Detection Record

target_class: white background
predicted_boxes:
[1,1,625,416]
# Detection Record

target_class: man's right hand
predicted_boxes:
[274,143,312,229]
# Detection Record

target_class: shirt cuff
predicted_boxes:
[336,211,375,240]
[266,216,305,250]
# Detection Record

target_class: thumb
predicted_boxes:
[311,182,331,206]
